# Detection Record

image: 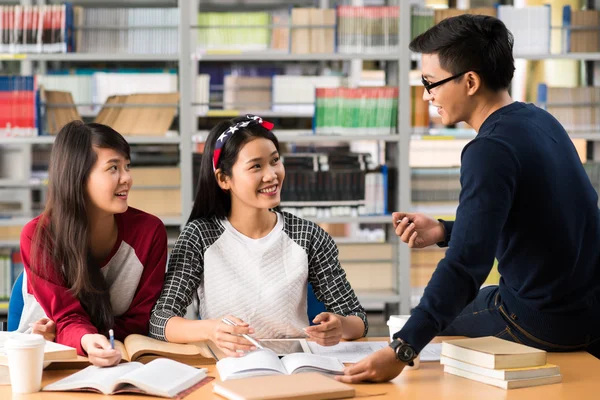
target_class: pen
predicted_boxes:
[109,329,115,350]
[221,318,264,350]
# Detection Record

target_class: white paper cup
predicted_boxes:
[5,334,45,394]
[387,315,420,370]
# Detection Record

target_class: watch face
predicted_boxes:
[398,344,415,362]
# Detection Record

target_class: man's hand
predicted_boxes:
[336,346,405,383]
[392,212,446,248]
[81,334,121,367]
[304,312,343,346]
[30,318,56,342]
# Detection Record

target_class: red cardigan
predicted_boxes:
[20,207,167,355]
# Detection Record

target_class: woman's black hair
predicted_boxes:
[188,116,281,223]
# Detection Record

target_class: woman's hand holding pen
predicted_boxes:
[393,212,446,249]
[211,315,257,358]
[304,312,343,346]
[81,334,121,367]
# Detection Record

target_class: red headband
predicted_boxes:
[212,115,274,171]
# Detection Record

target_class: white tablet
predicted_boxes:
[257,339,312,356]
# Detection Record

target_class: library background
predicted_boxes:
[0,0,599,336]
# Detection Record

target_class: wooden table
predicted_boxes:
[2,337,600,399]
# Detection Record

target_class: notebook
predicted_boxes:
[0,332,77,364]
[441,337,547,369]
[42,358,207,397]
[216,349,345,381]
[212,372,355,400]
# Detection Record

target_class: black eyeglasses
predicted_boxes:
[421,70,473,94]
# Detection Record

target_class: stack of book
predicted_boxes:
[441,337,562,390]
[196,12,271,52]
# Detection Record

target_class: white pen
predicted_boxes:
[221,318,264,349]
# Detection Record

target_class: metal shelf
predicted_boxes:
[281,200,365,207]
[0,53,179,62]
[303,215,392,224]
[356,289,401,304]
[0,217,30,227]
[0,240,19,247]
[514,53,600,61]
[194,130,401,143]
[197,110,314,118]
[193,52,402,62]
[0,134,181,145]
[569,132,600,140]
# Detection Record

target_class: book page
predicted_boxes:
[281,353,345,375]
[307,341,387,363]
[42,362,143,395]
[216,349,286,380]
[113,340,130,362]
[114,358,206,398]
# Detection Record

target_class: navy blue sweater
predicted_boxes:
[397,102,600,352]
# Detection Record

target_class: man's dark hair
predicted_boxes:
[409,14,515,92]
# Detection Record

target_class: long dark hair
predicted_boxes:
[31,120,130,333]
[188,116,280,223]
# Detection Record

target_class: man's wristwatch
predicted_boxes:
[389,338,417,366]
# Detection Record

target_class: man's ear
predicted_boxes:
[466,71,481,96]
[215,169,230,191]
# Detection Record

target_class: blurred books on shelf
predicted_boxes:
[290,8,335,54]
[0,76,37,137]
[433,7,496,24]
[498,6,550,56]
[564,6,600,53]
[337,6,399,54]
[314,87,398,135]
[197,12,271,52]
[75,7,178,54]
[0,4,72,54]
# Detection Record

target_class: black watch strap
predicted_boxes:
[389,339,416,366]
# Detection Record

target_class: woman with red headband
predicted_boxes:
[149,115,367,357]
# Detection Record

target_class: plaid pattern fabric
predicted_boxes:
[149,212,368,340]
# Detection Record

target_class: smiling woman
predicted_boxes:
[17,121,168,368]
[149,115,368,358]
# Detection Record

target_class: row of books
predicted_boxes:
[0,76,38,136]
[314,87,398,135]
[76,7,178,55]
[0,4,72,54]
[538,84,600,132]
[422,5,598,55]
[0,250,22,300]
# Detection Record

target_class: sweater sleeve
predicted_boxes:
[307,225,368,337]
[437,220,454,247]
[149,222,204,341]
[395,138,520,352]
[20,222,97,355]
[112,222,167,341]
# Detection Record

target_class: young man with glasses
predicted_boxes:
[337,14,600,384]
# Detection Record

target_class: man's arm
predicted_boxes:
[397,137,520,352]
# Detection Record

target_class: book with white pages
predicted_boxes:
[441,356,560,380]
[216,348,345,381]
[42,358,208,398]
[0,332,77,365]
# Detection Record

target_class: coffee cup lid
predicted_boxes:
[387,315,411,326]
[4,333,45,350]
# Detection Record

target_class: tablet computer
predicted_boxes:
[257,339,312,356]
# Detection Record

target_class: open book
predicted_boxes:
[0,332,77,365]
[43,358,208,398]
[217,349,345,381]
[114,334,224,366]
